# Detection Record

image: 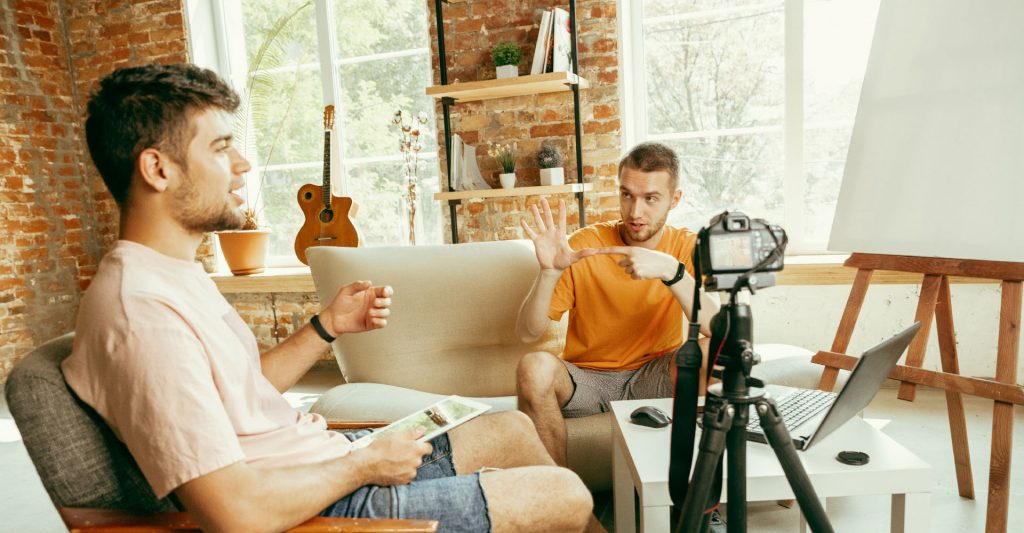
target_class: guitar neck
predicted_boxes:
[321,130,331,208]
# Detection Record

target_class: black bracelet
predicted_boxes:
[310,314,336,343]
[662,262,687,287]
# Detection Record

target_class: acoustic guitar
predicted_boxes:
[294,105,359,265]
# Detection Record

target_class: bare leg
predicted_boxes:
[515,351,575,466]
[448,410,555,470]
[479,467,592,533]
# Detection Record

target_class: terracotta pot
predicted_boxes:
[216,229,270,275]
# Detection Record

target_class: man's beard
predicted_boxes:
[624,212,669,243]
[172,177,246,233]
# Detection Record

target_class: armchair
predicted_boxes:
[5,333,437,532]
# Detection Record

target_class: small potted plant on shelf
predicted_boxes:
[492,41,522,79]
[536,142,565,186]
[488,143,517,189]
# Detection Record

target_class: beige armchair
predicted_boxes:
[307,240,614,490]
[5,334,437,532]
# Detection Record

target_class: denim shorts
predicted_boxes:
[319,430,491,533]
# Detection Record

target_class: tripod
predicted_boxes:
[674,289,834,533]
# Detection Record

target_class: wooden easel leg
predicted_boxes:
[935,276,974,499]
[897,274,942,402]
[818,268,873,391]
[985,280,1022,533]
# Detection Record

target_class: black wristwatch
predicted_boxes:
[662,262,686,287]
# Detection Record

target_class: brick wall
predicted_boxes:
[0,0,190,381]
[0,0,630,378]
[427,0,623,242]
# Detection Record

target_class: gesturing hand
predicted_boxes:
[357,429,432,486]
[320,281,392,337]
[520,198,587,271]
[580,246,680,281]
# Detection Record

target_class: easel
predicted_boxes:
[813,253,1024,533]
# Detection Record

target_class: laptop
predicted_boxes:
[746,322,921,450]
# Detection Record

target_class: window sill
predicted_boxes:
[210,255,996,294]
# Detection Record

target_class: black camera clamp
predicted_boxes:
[668,213,834,533]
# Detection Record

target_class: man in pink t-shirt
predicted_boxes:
[64,63,596,533]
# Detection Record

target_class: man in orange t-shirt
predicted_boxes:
[515,142,720,466]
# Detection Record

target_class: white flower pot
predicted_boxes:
[539,167,564,186]
[496,65,518,79]
[499,172,517,189]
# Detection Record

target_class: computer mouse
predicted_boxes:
[630,406,671,428]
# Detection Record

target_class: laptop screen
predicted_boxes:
[805,322,921,448]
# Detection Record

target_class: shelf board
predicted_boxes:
[434,183,592,202]
[426,72,588,102]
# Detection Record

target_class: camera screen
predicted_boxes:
[711,233,754,270]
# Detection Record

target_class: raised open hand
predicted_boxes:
[320,280,392,337]
[520,198,586,271]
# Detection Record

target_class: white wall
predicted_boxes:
[749,282,1020,383]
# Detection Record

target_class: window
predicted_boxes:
[196,0,441,264]
[625,0,879,253]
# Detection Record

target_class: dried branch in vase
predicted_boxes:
[390,109,428,245]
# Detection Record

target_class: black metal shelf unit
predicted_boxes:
[433,0,586,243]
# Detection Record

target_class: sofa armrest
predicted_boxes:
[59,507,438,532]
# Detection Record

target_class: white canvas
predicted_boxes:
[829,0,1024,262]
[551,8,572,73]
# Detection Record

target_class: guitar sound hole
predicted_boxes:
[303,191,314,200]
[319,209,334,223]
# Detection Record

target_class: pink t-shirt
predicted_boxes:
[63,241,352,499]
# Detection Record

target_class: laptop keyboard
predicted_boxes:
[747,388,837,433]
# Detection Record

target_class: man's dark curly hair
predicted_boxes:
[617,142,680,191]
[85,63,240,206]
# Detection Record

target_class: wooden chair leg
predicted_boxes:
[935,276,974,499]
[985,281,1022,533]
[896,274,942,402]
[818,268,873,391]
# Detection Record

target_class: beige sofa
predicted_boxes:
[306,240,615,490]
[305,240,823,492]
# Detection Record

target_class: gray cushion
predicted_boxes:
[5,333,178,513]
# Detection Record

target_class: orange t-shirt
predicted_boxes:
[548,222,697,371]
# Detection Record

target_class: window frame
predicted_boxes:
[621,0,871,256]
[187,0,437,269]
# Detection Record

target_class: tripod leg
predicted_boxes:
[755,398,835,533]
[676,397,733,533]
[726,402,750,532]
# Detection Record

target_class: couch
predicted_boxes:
[305,240,824,492]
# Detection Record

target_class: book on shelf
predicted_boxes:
[449,133,488,191]
[530,9,553,75]
[461,142,488,190]
[551,7,572,73]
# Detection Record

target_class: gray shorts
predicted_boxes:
[320,431,490,533]
[561,353,675,418]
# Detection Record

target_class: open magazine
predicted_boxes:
[351,396,491,449]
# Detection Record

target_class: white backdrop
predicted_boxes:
[829,0,1024,262]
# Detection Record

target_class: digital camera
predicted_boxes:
[698,211,786,275]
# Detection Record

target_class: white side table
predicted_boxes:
[611,398,932,533]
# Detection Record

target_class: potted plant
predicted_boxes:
[492,41,522,79]
[389,108,430,245]
[488,143,517,189]
[536,142,565,186]
[218,1,311,275]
